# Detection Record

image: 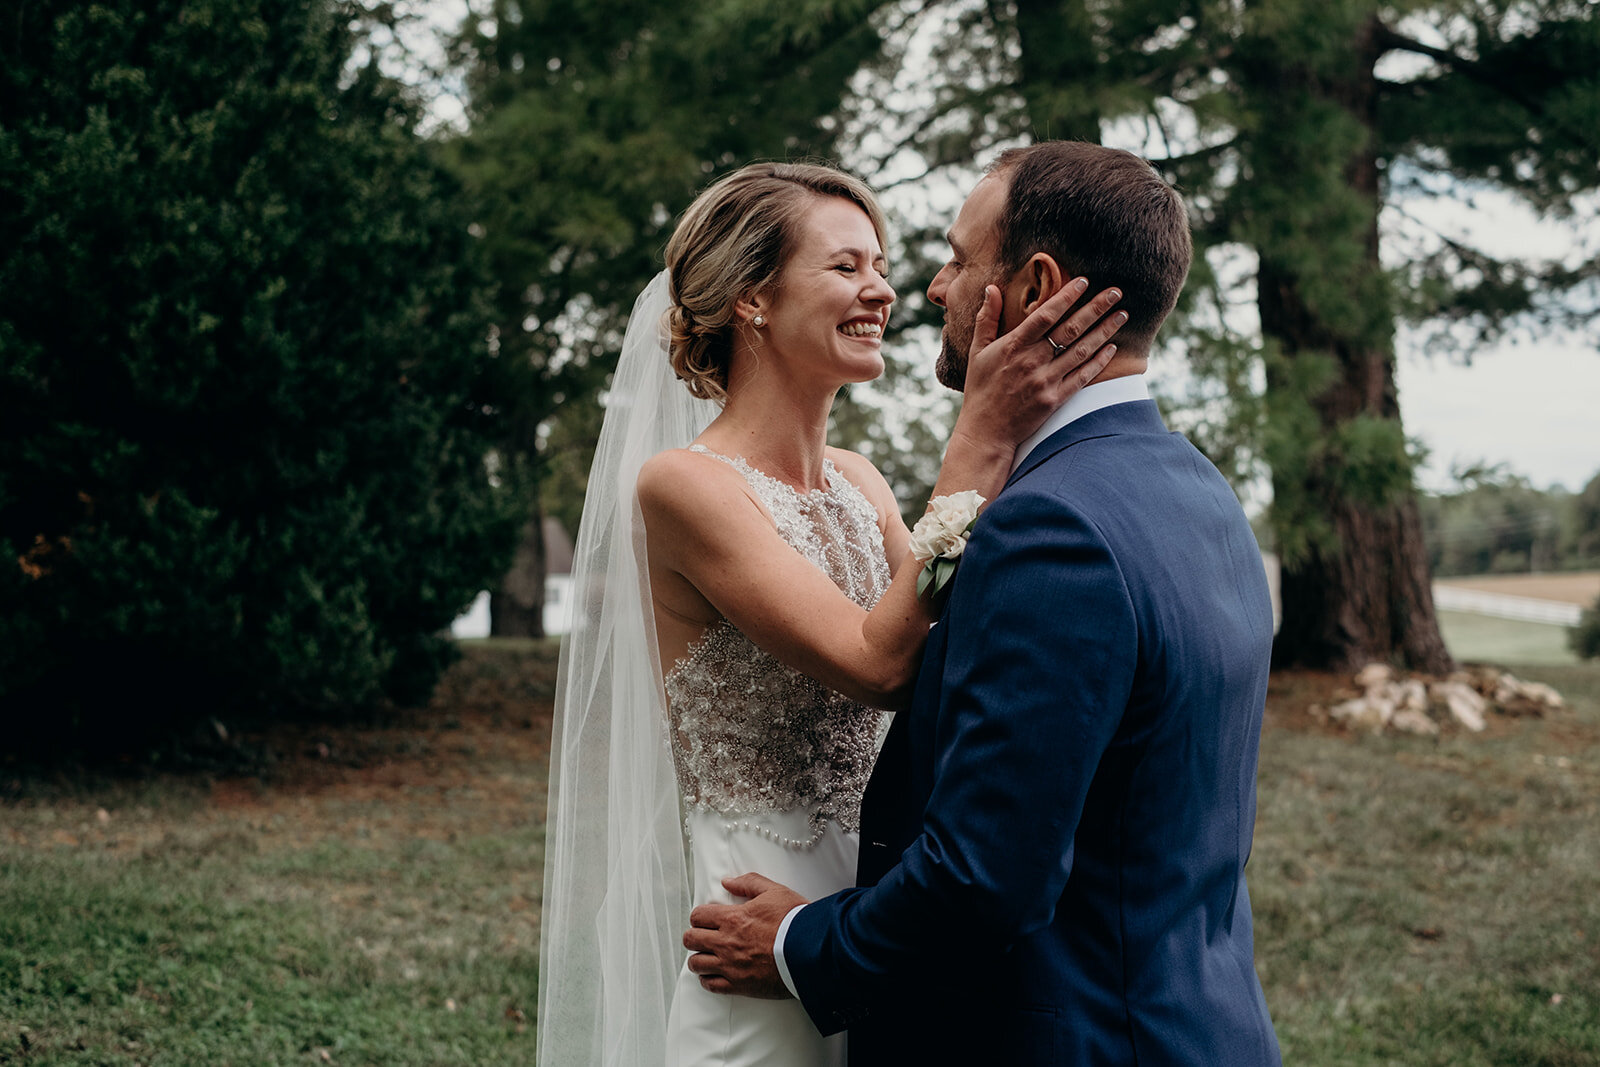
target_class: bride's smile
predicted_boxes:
[741,196,895,393]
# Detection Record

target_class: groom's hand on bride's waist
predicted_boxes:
[684,873,805,999]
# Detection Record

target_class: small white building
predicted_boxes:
[452,517,577,638]
[540,518,575,635]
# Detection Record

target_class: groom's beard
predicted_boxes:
[935,331,967,391]
[934,274,1006,392]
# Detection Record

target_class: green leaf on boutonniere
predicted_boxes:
[918,556,962,601]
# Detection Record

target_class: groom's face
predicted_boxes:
[928,173,1010,391]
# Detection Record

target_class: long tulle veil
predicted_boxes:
[537,272,717,1064]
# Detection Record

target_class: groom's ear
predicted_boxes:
[1016,253,1068,315]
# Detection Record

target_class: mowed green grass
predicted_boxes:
[1253,662,1600,1065]
[0,825,541,1065]
[1438,609,1582,667]
[0,645,556,1066]
[2,643,1598,1065]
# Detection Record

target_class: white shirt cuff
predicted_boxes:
[773,903,807,999]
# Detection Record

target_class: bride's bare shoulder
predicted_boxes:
[636,448,749,524]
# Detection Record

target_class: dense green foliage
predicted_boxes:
[1421,468,1600,576]
[0,0,518,742]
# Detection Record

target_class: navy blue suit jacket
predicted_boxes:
[784,400,1281,1064]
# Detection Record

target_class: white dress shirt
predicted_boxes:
[1010,373,1151,473]
[771,374,1152,999]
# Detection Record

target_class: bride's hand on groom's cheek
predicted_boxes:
[683,873,806,1000]
[960,278,1125,445]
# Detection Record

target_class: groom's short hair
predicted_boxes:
[989,141,1191,352]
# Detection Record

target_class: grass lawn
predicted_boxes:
[4,642,1598,1065]
[1,644,559,1066]
[1438,610,1582,668]
[1254,661,1600,1065]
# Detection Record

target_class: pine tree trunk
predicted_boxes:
[1244,13,1453,673]
[489,505,547,639]
[1268,441,1453,672]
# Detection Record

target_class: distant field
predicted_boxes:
[1438,609,1580,667]
[1435,571,1600,606]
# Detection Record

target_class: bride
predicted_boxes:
[537,161,1124,1065]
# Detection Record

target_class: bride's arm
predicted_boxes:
[639,281,1124,709]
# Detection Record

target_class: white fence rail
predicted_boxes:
[1432,585,1582,626]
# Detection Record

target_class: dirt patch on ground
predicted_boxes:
[201,646,559,849]
[1262,671,1352,735]
[1435,572,1600,605]
[2,645,559,857]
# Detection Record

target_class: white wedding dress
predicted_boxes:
[537,273,891,1067]
[662,446,891,1067]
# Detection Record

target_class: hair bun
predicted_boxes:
[667,303,726,401]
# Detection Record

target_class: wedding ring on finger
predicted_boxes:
[1046,334,1068,356]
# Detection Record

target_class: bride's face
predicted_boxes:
[755,197,895,388]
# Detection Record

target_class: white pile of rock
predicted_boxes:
[1323,663,1564,736]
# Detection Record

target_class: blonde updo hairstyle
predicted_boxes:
[664,161,888,402]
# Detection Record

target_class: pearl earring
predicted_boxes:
[752,314,766,327]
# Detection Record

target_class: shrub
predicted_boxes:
[1571,594,1600,662]
[0,0,518,746]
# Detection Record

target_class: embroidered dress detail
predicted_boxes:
[664,446,892,847]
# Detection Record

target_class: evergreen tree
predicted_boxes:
[443,0,891,634]
[842,0,1598,670]
[1209,0,1595,669]
[0,0,517,744]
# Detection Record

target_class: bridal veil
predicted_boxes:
[538,272,717,1065]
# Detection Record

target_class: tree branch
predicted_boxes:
[855,83,1017,186]
[1374,22,1597,152]
[1147,136,1239,172]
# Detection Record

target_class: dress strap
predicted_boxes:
[687,442,741,470]
[686,443,838,498]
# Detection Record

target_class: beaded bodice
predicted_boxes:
[664,446,892,845]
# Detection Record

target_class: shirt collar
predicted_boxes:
[1010,374,1151,473]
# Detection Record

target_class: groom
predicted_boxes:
[684,141,1282,1064]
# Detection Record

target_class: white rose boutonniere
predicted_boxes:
[911,490,986,599]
